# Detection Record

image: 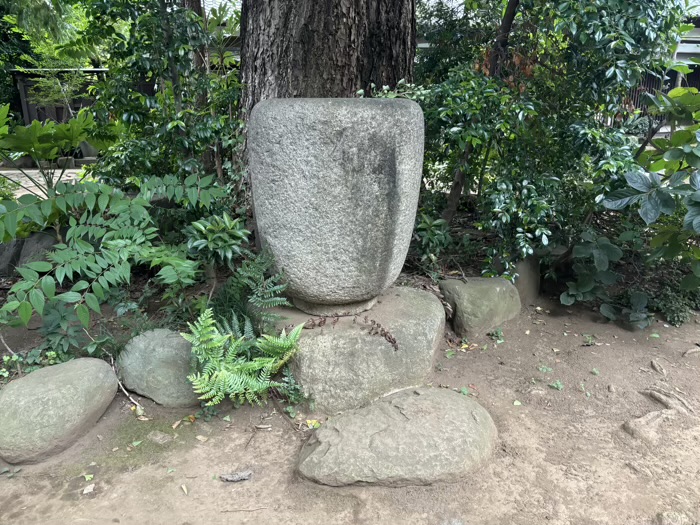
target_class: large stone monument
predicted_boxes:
[249,98,423,315]
[249,98,496,486]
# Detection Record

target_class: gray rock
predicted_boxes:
[0,239,24,277]
[0,358,117,463]
[146,430,174,446]
[656,511,692,525]
[17,230,58,266]
[249,98,424,314]
[439,278,521,337]
[513,256,540,306]
[277,287,445,414]
[117,329,199,408]
[297,387,497,486]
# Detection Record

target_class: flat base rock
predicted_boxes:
[275,287,445,414]
[440,278,521,337]
[118,329,199,408]
[292,296,377,316]
[297,387,497,487]
[0,358,117,464]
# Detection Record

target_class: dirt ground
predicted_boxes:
[1,295,700,525]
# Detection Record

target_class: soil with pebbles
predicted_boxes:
[1,295,699,525]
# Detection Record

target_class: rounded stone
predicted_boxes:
[117,329,199,408]
[249,98,424,312]
[0,358,117,464]
[297,387,497,487]
[439,278,521,337]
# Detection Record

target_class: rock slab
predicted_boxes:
[297,387,497,486]
[277,287,445,414]
[440,278,521,337]
[0,358,117,463]
[118,329,199,408]
[17,230,58,266]
[249,98,424,313]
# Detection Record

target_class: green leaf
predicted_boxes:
[624,171,653,192]
[602,188,642,210]
[4,211,17,238]
[663,149,685,161]
[18,301,32,326]
[70,281,90,292]
[85,192,96,211]
[55,292,82,303]
[76,304,90,328]
[29,289,45,316]
[599,303,617,321]
[98,193,109,212]
[629,292,648,310]
[84,293,100,313]
[91,281,105,300]
[639,195,661,225]
[680,274,700,290]
[560,291,575,306]
[41,276,56,298]
[592,249,609,271]
[25,261,52,273]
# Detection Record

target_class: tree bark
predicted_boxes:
[441,0,521,224]
[240,0,416,116]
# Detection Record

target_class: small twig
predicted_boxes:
[0,333,17,356]
[221,507,268,513]
[683,348,700,357]
[0,333,22,376]
[102,348,144,411]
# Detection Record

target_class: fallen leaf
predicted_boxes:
[513,400,522,406]
[167,468,176,474]
[131,440,142,447]
[525,330,530,335]
[83,474,94,482]
[172,420,181,430]
[222,415,231,422]
[83,484,95,495]
[255,424,271,430]
[195,435,209,443]
[181,484,188,496]
[136,416,151,421]
[111,447,119,452]
[135,405,145,417]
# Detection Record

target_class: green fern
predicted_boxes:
[210,251,290,334]
[182,308,303,406]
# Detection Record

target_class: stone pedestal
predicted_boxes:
[275,287,444,415]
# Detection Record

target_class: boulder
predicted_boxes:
[277,287,445,414]
[0,358,117,463]
[117,329,199,408]
[297,387,497,486]
[17,230,58,267]
[439,278,521,337]
[0,239,24,277]
[249,98,424,315]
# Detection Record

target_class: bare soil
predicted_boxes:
[1,297,700,525]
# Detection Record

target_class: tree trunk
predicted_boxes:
[240,0,416,116]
